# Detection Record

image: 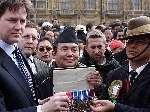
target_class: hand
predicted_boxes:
[38,97,51,105]
[87,71,102,89]
[90,100,115,112]
[41,92,70,112]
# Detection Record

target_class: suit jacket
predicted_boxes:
[33,57,53,99]
[33,57,49,73]
[103,63,150,112]
[0,48,37,111]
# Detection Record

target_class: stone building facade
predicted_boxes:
[31,0,150,25]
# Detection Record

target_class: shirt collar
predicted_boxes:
[129,63,148,75]
[28,55,34,63]
[0,40,17,56]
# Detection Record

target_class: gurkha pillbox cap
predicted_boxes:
[54,27,78,47]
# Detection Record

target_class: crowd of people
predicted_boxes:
[0,0,150,112]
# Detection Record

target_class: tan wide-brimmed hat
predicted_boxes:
[123,16,150,40]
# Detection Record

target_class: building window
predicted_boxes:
[131,0,142,10]
[107,0,119,11]
[83,0,96,10]
[36,0,46,9]
[59,0,73,10]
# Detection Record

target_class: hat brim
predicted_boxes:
[120,33,150,40]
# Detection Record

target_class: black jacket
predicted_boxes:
[101,63,150,112]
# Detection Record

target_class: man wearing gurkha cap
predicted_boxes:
[90,16,150,112]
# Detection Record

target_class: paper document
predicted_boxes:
[53,67,95,93]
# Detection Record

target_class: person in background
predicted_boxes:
[78,39,85,58]
[44,30,55,43]
[36,37,54,67]
[86,23,94,34]
[76,25,86,43]
[95,24,106,32]
[103,27,113,43]
[40,21,53,38]
[109,39,125,54]
[80,29,120,85]
[112,28,128,66]
[102,27,113,51]
[52,18,60,29]
[53,28,60,40]
[110,21,122,39]
[18,21,53,100]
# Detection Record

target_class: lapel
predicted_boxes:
[33,57,40,73]
[127,63,150,97]
[0,48,36,104]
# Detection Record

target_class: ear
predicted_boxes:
[85,45,88,51]
[52,50,56,56]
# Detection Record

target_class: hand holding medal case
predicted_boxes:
[53,67,96,111]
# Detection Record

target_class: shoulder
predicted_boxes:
[33,57,48,67]
[33,57,46,64]
[107,65,129,81]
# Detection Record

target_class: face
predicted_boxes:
[36,40,53,63]
[54,31,60,39]
[45,31,55,41]
[117,31,124,40]
[86,38,106,62]
[53,19,59,26]
[18,27,38,56]
[126,38,150,61]
[104,29,113,43]
[0,7,27,44]
[54,43,80,68]
[112,26,121,34]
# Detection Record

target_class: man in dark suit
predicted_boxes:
[91,16,150,112]
[0,0,70,111]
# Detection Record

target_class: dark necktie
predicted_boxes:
[129,70,138,85]
[13,48,36,101]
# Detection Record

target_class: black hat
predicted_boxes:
[54,27,78,47]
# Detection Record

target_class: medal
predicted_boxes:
[69,89,93,111]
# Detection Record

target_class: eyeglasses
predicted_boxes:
[39,46,52,52]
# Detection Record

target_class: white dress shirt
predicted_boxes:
[28,55,37,74]
[0,40,19,65]
[129,62,148,79]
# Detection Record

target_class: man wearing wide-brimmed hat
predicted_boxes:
[90,16,150,112]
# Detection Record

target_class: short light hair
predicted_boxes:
[86,29,106,44]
